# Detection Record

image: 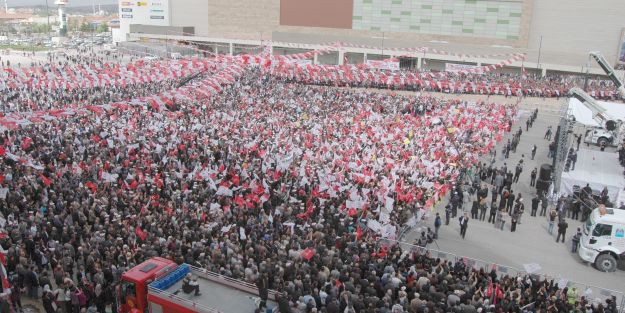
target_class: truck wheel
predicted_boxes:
[597,137,608,146]
[594,254,617,272]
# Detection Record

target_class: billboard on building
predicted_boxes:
[445,63,482,74]
[118,0,170,35]
[366,60,400,71]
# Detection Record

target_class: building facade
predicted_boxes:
[116,0,625,74]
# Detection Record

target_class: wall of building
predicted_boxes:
[170,0,208,36]
[527,0,625,68]
[139,0,625,70]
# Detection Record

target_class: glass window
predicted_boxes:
[121,281,136,298]
[585,215,594,234]
[592,224,613,237]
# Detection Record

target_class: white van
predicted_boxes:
[578,206,625,272]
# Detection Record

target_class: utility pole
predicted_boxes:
[45,0,50,41]
[382,31,385,57]
[536,35,543,70]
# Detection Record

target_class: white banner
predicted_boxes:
[366,60,400,71]
[445,63,483,74]
[288,59,313,66]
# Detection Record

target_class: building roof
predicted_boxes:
[0,13,34,21]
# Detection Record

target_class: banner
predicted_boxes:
[445,63,483,74]
[366,60,400,71]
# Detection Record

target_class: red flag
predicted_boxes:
[40,174,52,187]
[85,182,97,194]
[0,146,5,156]
[356,226,363,241]
[135,226,147,241]
[21,137,33,150]
[301,248,315,261]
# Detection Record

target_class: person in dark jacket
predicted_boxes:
[256,274,269,310]
[556,220,568,243]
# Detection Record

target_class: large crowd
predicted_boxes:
[270,62,622,100]
[0,52,621,313]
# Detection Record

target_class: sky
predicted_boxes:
[10,0,118,7]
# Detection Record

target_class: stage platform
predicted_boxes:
[559,147,624,204]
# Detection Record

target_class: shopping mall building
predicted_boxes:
[114,0,625,76]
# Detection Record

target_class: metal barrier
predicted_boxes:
[379,238,625,312]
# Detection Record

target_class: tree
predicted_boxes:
[97,22,108,33]
[79,22,91,33]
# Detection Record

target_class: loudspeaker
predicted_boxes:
[539,164,552,181]
[535,179,551,192]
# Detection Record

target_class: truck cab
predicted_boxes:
[119,257,279,313]
[584,127,614,146]
[578,206,625,272]
[120,257,177,313]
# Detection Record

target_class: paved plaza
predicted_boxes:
[405,94,625,294]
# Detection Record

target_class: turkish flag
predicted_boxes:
[21,137,33,150]
[40,174,52,187]
[301,248,315,261]
[135,226,147,241]
[85,182,97,194]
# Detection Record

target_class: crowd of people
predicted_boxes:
[0,51,620,313]
[271,62,622,100]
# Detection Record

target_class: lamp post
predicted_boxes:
[536,35,543,71]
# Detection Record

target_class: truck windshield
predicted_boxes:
[585,214,594,235]
[121,281,136,298]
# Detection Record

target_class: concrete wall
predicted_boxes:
[527,0,625,67]
[170,0,209,36]
[144,0,625,70]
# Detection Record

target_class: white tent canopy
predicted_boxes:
[568,98,625,127]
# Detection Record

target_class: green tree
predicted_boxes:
[97,22,108,33]
[79,22,91,33]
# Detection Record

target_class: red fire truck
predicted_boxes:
[119,257,279,313]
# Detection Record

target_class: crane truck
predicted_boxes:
[569,52,625,147]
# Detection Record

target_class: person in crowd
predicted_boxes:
[434,213,441,239]
[540,194,549,216]
[557,219,569,243]
[0,50,618,313]
[572,228,582,253]
[182,274,201,296]
[548,209,558,235]
[460,212,470,239]
[513,161,523,183]
[531,194,540,217]
[544,126,552,140]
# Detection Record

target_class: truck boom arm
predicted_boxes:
[570,87,611,125]
[589,51,625,99]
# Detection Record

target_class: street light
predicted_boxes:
[372,31,385,58]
